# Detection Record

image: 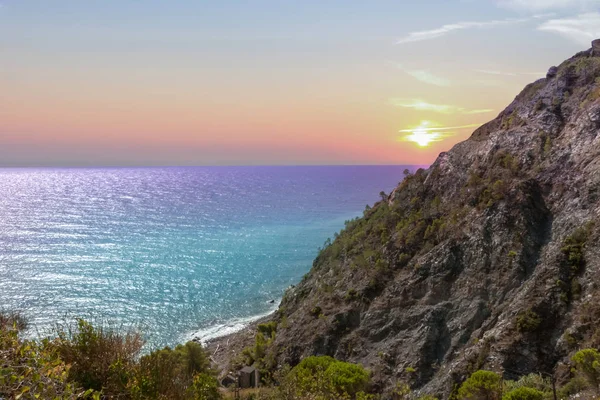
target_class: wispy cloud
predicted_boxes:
[473,69,545,77]
[463,109,496,115]
[538,12,600,45]
[390,99,493,115]
[498,0,600,11]
[405,70,452,87]
[396,15,548,44]
[398,123,483,133]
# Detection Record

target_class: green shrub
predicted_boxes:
[516,310,542,333]
[0,313,219,399]
[561,225,592,275]
[502,373,551,394]
[285,356,370,399]
[346,289,359,302]
[56,319,144,394]
[502,387,544,400]
[257,321,277,339]
[457,370,502,400]
[572,348,600,392]
[310,306,323,318]
[0,312,95,399]
[188,373,222,400]
[133,341,213,399]
[557,376,587,399]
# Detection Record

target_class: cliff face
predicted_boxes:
[230,44,600,397]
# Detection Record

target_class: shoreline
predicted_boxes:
[185,301,280,346]
[204,312,276,376]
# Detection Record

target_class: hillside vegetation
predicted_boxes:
[4,312,600,399]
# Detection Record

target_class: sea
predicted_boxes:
[0,165,420,349]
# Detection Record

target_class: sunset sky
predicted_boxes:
[1,1,599,166]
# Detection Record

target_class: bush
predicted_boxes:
[257,322,277,338]
[557,376,587,399]
[56,319,144,394]
[502,387,544,400]
[133,341,214,399]
[310,306,323,318]
[502,373,551,394]
[0,312,96,399]
[561,225,592,276]
[572,348,600,392]
[188,373,222,400]
[282,356,371,399]
[457,370,502,400]
[0,313,220,399]
[324,359,370,396]
[516,310,542,333]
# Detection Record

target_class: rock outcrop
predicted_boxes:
[215,41,600,398]
[592,39,600,57]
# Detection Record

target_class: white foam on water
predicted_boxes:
[185,301,280,345]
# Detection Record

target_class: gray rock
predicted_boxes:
[593,39,600,57]
[546,66,558,79]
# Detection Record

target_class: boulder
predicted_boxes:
[546,66,558,79]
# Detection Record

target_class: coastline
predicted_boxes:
[186,301,280,345]
[203,312,276,376]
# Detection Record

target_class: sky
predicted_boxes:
[1,0,599,166]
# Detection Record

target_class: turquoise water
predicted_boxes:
[0,166,418,348]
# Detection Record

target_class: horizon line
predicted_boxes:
[0,163,432,169]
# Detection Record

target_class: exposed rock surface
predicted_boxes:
[546,66,558,79]
[593,39,600,57]
[212,41,600,398]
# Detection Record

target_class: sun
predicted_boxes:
[405,127,440,147]
[399,121,441,147]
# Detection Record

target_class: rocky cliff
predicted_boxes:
[214,42,600,398]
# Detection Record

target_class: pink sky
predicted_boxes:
[0,1,595,166]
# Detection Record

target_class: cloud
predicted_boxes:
[538,12,600,45]
[474,69,518,77]
[398,123,483,133]
[498,0,600,11]
[404,69,452,87]
[463,109,497,115]
[473,69,545,77]
[397,15,548,44]
[390,99,493,115]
